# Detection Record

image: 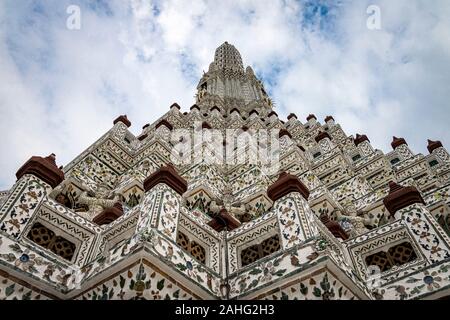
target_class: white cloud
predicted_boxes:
[0,0,449,189]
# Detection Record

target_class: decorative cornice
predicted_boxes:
[93,202,124,225]
[190,104,200,111]
[207,209,241,232]
[16,153,64,188]
[320,215,348,240]
[267,172,310,201]
[383,181,425,215]
[427,139,443,154]
[287,113,297,120]
[391,136,407,149]
[113,115,131,127]
[267,111,278,118]
[306,114,317,121]
[143,164,187,195]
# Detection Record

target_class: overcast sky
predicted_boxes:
[1,0,449,190]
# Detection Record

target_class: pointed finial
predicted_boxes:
[354,134,370,146]
[388,181,403,193]
[16,153,64,188]
[113,115,131,127]
[391,136,407,149]
[45,153,57,164]
[427,139,443,154]
[383,180,425,215]
[287,113,297,120]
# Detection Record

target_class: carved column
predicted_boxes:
[0,154,64,238]
[267,172,321,249]
[383,181,450,264]
[135,164,187,241]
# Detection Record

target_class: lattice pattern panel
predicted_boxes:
[365,251,391,272]
[261,235,281,256]
[176,232,189,251]
[241,244,260,267]
[240,234,281,267]
[365,241,418,273]
[190,241,206,264]
[388,242,417,266]
[26,222,76,262]
[176,231,206,264]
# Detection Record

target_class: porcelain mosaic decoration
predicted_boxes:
[0,43,449,300]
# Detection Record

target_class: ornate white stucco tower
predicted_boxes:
[0,42,449,300]
[196,42,273,113]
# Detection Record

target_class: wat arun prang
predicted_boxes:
[0,42,449,300]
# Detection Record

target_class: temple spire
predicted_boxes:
[214,41,244,73]
[195,42,273,114]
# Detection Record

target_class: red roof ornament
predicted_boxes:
[210,106,221,113]
[324,116,334,123]
[320,214,349,240]
[113,115,131,127]
[427,139,443,154]
[354,134,370,146]
[391,136,407,149]
[267,172,310,201]
[143,163,187,195]
[202,122,212,130]
[138,134,148,141]
[93,202,124,226]
[155,119,173,131]
[207,209,241,232]
[279,129,292,139]
[383,181,425,215]
[16,153,65,188]
[170,103,181,110]
[315,131,332,143]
